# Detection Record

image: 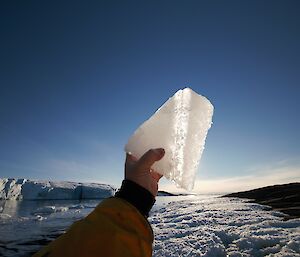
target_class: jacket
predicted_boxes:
[33,180,155,257]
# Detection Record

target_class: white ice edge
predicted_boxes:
[125,88,214,190]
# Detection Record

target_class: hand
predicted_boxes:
[125,148,165,197]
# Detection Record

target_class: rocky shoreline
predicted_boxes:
[223,182,300,220]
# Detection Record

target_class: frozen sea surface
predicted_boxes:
[150,196,300,257]
[0,195,299,257]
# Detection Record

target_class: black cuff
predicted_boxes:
[115,180,155,217]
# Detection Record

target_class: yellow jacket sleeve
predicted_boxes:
[33,197,154,257]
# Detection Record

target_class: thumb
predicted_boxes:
[136,148,165,171]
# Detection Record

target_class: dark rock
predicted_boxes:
[157,190,177,196]
[223,182,300,220]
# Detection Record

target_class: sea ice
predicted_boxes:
[125,88,214,190]
[0,196,299,257]
[0,178,116,200]
[150,197,300,256]
[32,206,69,216]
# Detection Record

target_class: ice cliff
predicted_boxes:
[0,178,116,200]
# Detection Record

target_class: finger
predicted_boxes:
[136,148,165,171]
[125,154,136,174]
[151,171,163,182]
[125,153,138,164]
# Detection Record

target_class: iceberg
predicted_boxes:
[125,88,214,190]
[0,178,116,200]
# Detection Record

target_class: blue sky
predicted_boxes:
[0,1,299,193]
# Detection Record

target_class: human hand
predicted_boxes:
[125,148,165,197]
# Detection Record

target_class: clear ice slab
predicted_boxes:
[125,88,214,190]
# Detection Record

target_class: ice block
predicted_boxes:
[125,88,214,190]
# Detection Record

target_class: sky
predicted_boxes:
[0,1,299,193]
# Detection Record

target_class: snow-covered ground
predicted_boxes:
[0,195,299,256]
[150,196,300,257]
[0,178,116,200]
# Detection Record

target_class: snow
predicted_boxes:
[0,178,116,200]
[0,213,11,219]
[125,88,214,190]
[0,195,299,256]
[150,197,300,256]
[32,206,69,215]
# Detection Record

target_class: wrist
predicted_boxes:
[115,179,155,217]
